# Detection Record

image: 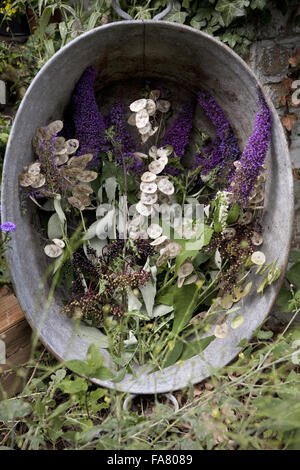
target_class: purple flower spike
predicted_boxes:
[162,99,195,172]
[228,90,271,204]
[72,66,107,168]
[110,101,145,175]
[0,222,16,232]
[196,91,240,181]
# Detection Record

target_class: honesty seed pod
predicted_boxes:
[52,238,65,249]
[166,241,182,258]
[53,137,67,155]
[214,322,229,339]
[223,227,236,240]
[44,244,63,258]
[251,251,266,266]
[146,99,156,116]
[136,201,153,217]
[184,274,198,286]
[149,89,160,101]
[55,154,69,166]
[148,159,165,174]
[136,109,149,129]
[149,146,158,159]
[150,235,168,246]
[239,211,252,225]
[68,153,93,169]
[147,224,163,239]
[30,174,46,189]
[134,152,148,159]
[130,98,147,113]
[48,120,64,135]
[140,192,158,205]
[139,122,152,135]
[127,113,137,126]
[157,178,174,195]
[251,231,263,246]
[141,172,156,183]
[157,100,171,113]
[178,262,194,279]
[140,182,157,194]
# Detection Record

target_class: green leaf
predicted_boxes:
[227,204,240,224]
[216,0,248,26]
[180,335,215,360]
[0,399,32,422]
[289,250,300,263]
[66,344,112,380]
[163,340,184,368]
[286,262,300,289]
[47,213,64,239]
[59,376,88,394]
[256,330,274,340]
[165,11,188,23]
[172,284,199,335]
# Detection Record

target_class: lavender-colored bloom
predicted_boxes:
[72,67,107,168]
[195,91,240,181]
[110,101,145,175]
[228,90,271,204]
[0,222,16,232]
[162,99,195,173]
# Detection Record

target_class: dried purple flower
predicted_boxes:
[227,90,271,205]
[196,91,240,181]
[72,66,107,168]
[110,101,145,175]
[161,99,195,174]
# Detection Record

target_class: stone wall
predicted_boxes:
[249,7,300,324]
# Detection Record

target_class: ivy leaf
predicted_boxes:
[286,262,300,289]
[216,0,248,26]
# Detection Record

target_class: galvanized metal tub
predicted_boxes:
[1,19,293,393]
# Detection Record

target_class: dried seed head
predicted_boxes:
[76,170,98,183]
[157,100,171,113]
[30,174,46,188]
[138,122,152,135]
[149,89,160,101]
[178,262,194,279]
[130,98,147,113]
[55,153,69,166]
[184,274,198,286]
[65,139,80,155]
[148,159,165,175]
[251,232,263,246]
[27,162,41,175]
[141,171,156,183]
[223,227,236,240]
[44,244,63,258]
[249,190,264,204]
[166,241,182,258]
[136,109,149,129]
[157,178,174,195]
[68,196,86,211]
[149,146,158,159]
[214,323,229,339]
[136,201,153,217]
[140,192,158,205]
[251,251,266,265]
[146,99,156,116]
[127,113,137,126]
[19,173,34,187]
[140,182,157,194]
[133,152,148,159]
[52,238,65,248]
[239,211,252,225]
[150,235,168,246]
[53,137,67,155]
[48,120,63,135]
[147,224,163,239]
[68,154,93,169]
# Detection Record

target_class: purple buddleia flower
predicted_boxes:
[195,91,240,181]
[162,99,195,173]
[72,66,107,168]
[110,101,145,175]
[228,89,271,205]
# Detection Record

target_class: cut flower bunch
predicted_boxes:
[19,66,281,374]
